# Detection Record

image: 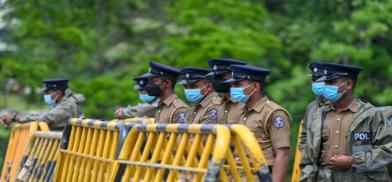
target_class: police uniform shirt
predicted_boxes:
[219,97,245,124]
[155,94,189,124]
[185,92,222,124]
[18,89,85,130]
[240,96,291,166]
[320,99,358,165]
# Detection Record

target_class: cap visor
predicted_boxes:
[140,72,158,79]
[134,85,142,90]
[178,79,201,85]
[316,76,327,82]
[224,78,243,83]
[205,72,215,77]
[316,75,341,82]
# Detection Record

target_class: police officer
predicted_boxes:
[141,62,189,123]
[114,75,159,119]
[179,68,222,124]
[206,58,246,124]
[226,64,291,182]
[0,79,85,130]
[300,62,392,181]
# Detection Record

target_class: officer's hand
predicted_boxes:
[329,155,353,170]
[114,108,124,118]
[1,113,13,126]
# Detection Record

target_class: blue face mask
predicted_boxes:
[184,88,204,103]
[139,94,156,103]
[230,83,255,103]
[43,94,56,105]
[311,82,325,96]
[323,81,347,102]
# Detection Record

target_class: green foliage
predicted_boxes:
[1,0,392,178]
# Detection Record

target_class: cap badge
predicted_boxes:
[324,69,328,74]
[186,73,190,78]
[314,67,317,72]
[213,65,217,70]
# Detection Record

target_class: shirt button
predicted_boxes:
[336,131,340,134]
[158,110,161,113]
[337,118,341,121]
[334,145,338,148]
[243,117,247,120]
[225,110,228,113]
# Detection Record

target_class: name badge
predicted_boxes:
[353,132,372,142]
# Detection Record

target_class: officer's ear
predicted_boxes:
[253,82,261,93]
[345,78,355,92]
[161,78,170,88]
[206,80,213,91]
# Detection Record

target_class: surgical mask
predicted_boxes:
[311,82,325,96]
[323,81,347,102]
[139,94,156,103]
[43,94,56,105]
[146,82,163,96]
[184,85,207,103]
[230,83,255,103]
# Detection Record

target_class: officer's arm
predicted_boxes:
[200,106,220,124]
[16,113,42,123]
[38,102,76,126]
[172,107,189,124]
[273,147,290,182]
[123,103,158,118]
[269,111,291,182]
[351,110,392,172]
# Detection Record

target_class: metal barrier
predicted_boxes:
[111,124,230,182]
[1,122,49,182]
[226,125,271,182]
[53,118,131,182]
[111,124,271,182]
[16,131,62,182]
[120,117,155,124]
[291,122,303,182]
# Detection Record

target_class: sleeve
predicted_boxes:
[299,103,322,182]
[123,103,158,118]
[351,110,392,172]
[18,113,42,123]
[268,110,291,150]
[172,107,190,124]
[200,105,221,124]
[19,102,76,126]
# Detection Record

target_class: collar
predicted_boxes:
[248,96,268,112]
[329,98,359,113]
[161,94,178,106]
[199,92,219,107]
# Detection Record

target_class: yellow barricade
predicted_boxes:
[121,117,155,124]
[226,124,271,182]
[16,131,62,182]
[1,122,49,182]
[111,124,271,182]
[53,118,132,182]
[291,122,303,182]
